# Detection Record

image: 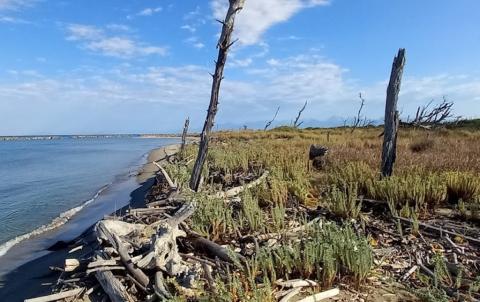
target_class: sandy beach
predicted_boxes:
[0,143,179,302]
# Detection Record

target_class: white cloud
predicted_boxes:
[0,0,37,11]
[137,7,162,16]
[0,15,29,23]
[1,54,479,134]
[66,24,167,59]
[211,0,329,45]
[181,24,196,33]
[184,36,206,50]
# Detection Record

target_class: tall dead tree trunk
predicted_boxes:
[264,106,280,131]
[381,48,406,178]
[189,0,245,191]
[180,117,189,159]
[293,100,307,128]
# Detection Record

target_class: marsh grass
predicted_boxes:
[167,127,479,298]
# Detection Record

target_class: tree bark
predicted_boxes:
[381,48,405,177]
[180,117,190,158]
[189,0,245,191]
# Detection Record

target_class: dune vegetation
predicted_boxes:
[160,125,480,301]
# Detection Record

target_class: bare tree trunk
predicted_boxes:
[293,100,307,128]
[381,48,406,178]
[180,117,190,159]
[264,106,280,131]
[189,0,245,191]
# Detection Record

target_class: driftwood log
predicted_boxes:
[24,288,85,302]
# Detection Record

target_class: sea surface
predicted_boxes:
[0,137,176,262]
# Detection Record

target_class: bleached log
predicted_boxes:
[24,288,85,302]
[137,203,195,275]
[296,288,340,302]
[279,287,302,302]
[86,266,125,275]
[64,258,80,272]
[154,271,173,300]
[96,269,133,302]
[275,279,318,288]
[153,161,176,189]
[214,171,269,198]
[87,259,119,268]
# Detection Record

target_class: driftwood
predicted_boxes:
[95,266,134,302]
[279,287,302,302]
[394,215,480,245]
[24,288,84,302]
[189,0,245,191]
[297,288,340,302]
[113,234,150,287]
[214,170,269,198]
[275,279,318,288]
[153,161,176,189]
[381,48,405,177]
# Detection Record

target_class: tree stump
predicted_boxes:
[309,145,328,170]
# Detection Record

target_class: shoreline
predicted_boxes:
[0,143,180,301]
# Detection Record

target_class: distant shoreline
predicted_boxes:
[0,134,192,141]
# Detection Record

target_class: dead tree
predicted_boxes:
[264,106,280,131]
[351,93,366,133]
[180,117,190,159]
[381,48,405,178]
[410,97,454,128]
[189,0,245,191]
[293,100,307,128]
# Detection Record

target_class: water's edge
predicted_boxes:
[0,143,172,278]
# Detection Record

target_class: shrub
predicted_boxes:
[410,138,435,153]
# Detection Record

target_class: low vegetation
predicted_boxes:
[161,126,480,301]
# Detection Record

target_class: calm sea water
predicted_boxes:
[0,137,175,250]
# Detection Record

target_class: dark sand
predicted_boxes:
[0,144,178,302]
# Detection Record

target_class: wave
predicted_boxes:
[0,184,110,257]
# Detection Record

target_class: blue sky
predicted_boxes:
[1,0,479,135]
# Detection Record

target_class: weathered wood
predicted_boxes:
[264,106,280,131]
[214,170,269,198]
[113,234,150,287]
[297,288,340,302]
[95,267,133,302]
[293,100,307,128]
[189,0,245,191]
[24,288,84,302]
[394,215,480,245]
[180,117,190,158]
[153,161,176,189]
[188,232,246,263]
[381,48,405,177]
[154,271,173,300]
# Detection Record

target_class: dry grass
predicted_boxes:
[164,126,480,300]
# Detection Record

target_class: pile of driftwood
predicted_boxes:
[358,200,480,301]
[23,154,244,302]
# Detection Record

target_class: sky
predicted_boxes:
[0,0,479,135]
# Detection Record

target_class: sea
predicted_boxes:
[0,136,178,275]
